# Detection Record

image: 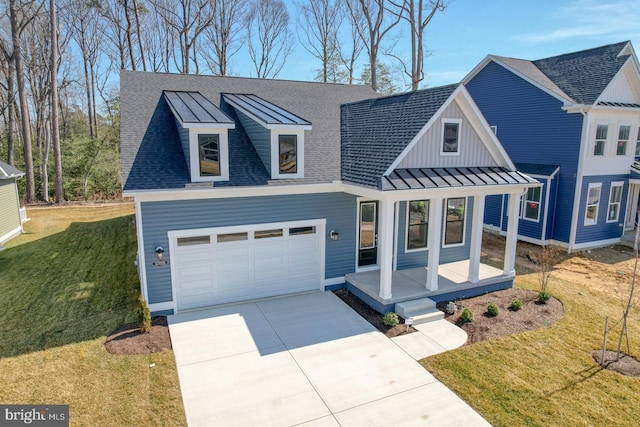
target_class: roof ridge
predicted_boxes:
[532,40,629,63]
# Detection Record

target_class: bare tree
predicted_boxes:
[0,18,18,165]
[296,0,342,83]
[201,0,247,76]
[246,0,293,79]
[50,0,62,202]
[346,0,401,92]
[339,7,365,84]
[150,0,215,74]
[388,0,446,90]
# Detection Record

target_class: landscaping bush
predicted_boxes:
[538,289,552,304]
[487,302,499,316]
[460,307,474,323]
[509,299,523,311]
[136,295,152,333]
[382,312,399,327]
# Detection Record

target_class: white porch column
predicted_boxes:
[426,197,444,291]
[504,191,521,276]
[378,199,395,300]
[468,195,486,283]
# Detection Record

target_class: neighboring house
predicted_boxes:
[464,41,640,251]
[121,71,536,315]
[0,161,27,245]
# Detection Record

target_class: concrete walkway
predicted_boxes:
[168,291,488,427]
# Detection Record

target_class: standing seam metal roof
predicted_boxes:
[164,91,234,125]
[222,93,311,126]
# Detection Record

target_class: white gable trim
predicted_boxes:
[383,85,515,176]
[462,55,573,105]
[595,56,640,106]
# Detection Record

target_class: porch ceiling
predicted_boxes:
[381,166,537,191]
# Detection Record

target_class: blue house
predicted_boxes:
[121,71,536,315]
[464,41,640,251]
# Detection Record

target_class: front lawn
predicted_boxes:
[423,240,640,426]
[0,204,186,426]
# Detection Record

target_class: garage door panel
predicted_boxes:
[173,222,323,311]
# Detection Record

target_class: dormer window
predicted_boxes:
[279,135,297,174]
[198,134,221,176]
[441,119,461,155]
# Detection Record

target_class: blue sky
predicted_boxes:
[236,0,640,89]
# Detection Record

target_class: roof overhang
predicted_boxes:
[164,91,235,129]
[223,93,312,130]
[0,162,25,179]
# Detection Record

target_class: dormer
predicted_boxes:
[223,93,312,179]
[164,91,235,183]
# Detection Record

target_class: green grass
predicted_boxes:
[0,204,186,426]
[422,260,640,426]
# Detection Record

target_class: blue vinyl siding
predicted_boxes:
[517,181,547,241]
[484,194,503,229]
[233,108,271,172]
[396,199,473,270]
[545,175,560,241]
[141,192,357,304]
[575,175,628,244]
[466,61,584,244]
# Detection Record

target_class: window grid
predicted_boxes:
[406,200,429,251]
[617,125,630,156]
[444,197,465,246]
[521,186,541,222]
[594,125,607,156]
[607,183,624,223]
[585,184,602,225]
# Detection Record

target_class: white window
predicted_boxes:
[406,200,429,251]
[441,118,462,155]
[521,186,542,222]
[594,124,607,156]
[617,125,630,156]
[198,134,220,176]
[271,129,304,179]
[444,197,466,246]
[278,135,298,174]
[635,128,640,157]
[607,182,624,223]
[188,128,230,182]
[584,183,602,225]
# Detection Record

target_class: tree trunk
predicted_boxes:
[10,0,35,202]
[6,62,16,165]
[51,0,63,203]
[123,0,137,70]
[41,118,50,202]
[132,0,147,71]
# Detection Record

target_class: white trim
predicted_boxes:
[148,301,175,313]
[189,128,230,182]
[541,176,553,241]
[355,198,379,272]
[182,122,235,130]
[595,56,640,106]
[323,276,345,287]
[0,226,22,244]
[606,181,625,223]
[404,199,429,253]
[584,182,602,226]
[520,185,542,223]
[393,201,399,271]
[615,122,632,156]
[442,196,467,248]
[270,129,304,179]
[440,118,462,156]
[168,218,326,313]
[133,199,149,304]
[571,237,622,251]
[569,109,590,251]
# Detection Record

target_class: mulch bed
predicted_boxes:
[592,350,640,377]
[333,289,417,338]
[104,316,172,355]
[437,288,564,344]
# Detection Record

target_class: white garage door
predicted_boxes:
[170,220,325,311]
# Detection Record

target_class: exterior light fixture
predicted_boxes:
[153,246,167,266]
[330,230,339,241]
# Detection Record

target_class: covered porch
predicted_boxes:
[346,261,512,313]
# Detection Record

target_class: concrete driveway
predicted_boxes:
[168,291,489,426]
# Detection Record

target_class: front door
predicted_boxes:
[358,201,378,266]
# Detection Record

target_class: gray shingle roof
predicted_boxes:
[222,93,311,127]
[121,71,377,191]
[341,84,458,188]
[164,91,234,125]
[532,41,630,105]
[0,161,24,179]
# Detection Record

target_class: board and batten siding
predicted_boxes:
[140,192,357,304]
[396,100,496,169]
[0,179,21,242]
[395,199,473,270]
[599,62,640,104]
[575,174,628,245]
[233,108,271,173]
[466,61,584,244]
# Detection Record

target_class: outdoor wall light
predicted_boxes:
[330,230,339,241]
[155,246,165,260]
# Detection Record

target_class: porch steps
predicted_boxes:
[395,298,444,325]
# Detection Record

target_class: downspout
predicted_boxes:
[568,107,589,253]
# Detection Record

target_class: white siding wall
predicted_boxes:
[582,109,640,176]
[599,63,640,104]
[396,100,498,169]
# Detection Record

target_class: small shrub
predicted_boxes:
[382,312,399,327]
[487,302,499,316]
[509,299,523,311]
[538,289,552,304]
[136,295,152,333]
[460,307,474,323]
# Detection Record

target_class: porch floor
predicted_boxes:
[345,260,511,306]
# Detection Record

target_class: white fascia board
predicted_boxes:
[461,55,493,84]
[526,167,561,180]
[594,57,640,106]
[182,122,235,129]
[384,85,465,175]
